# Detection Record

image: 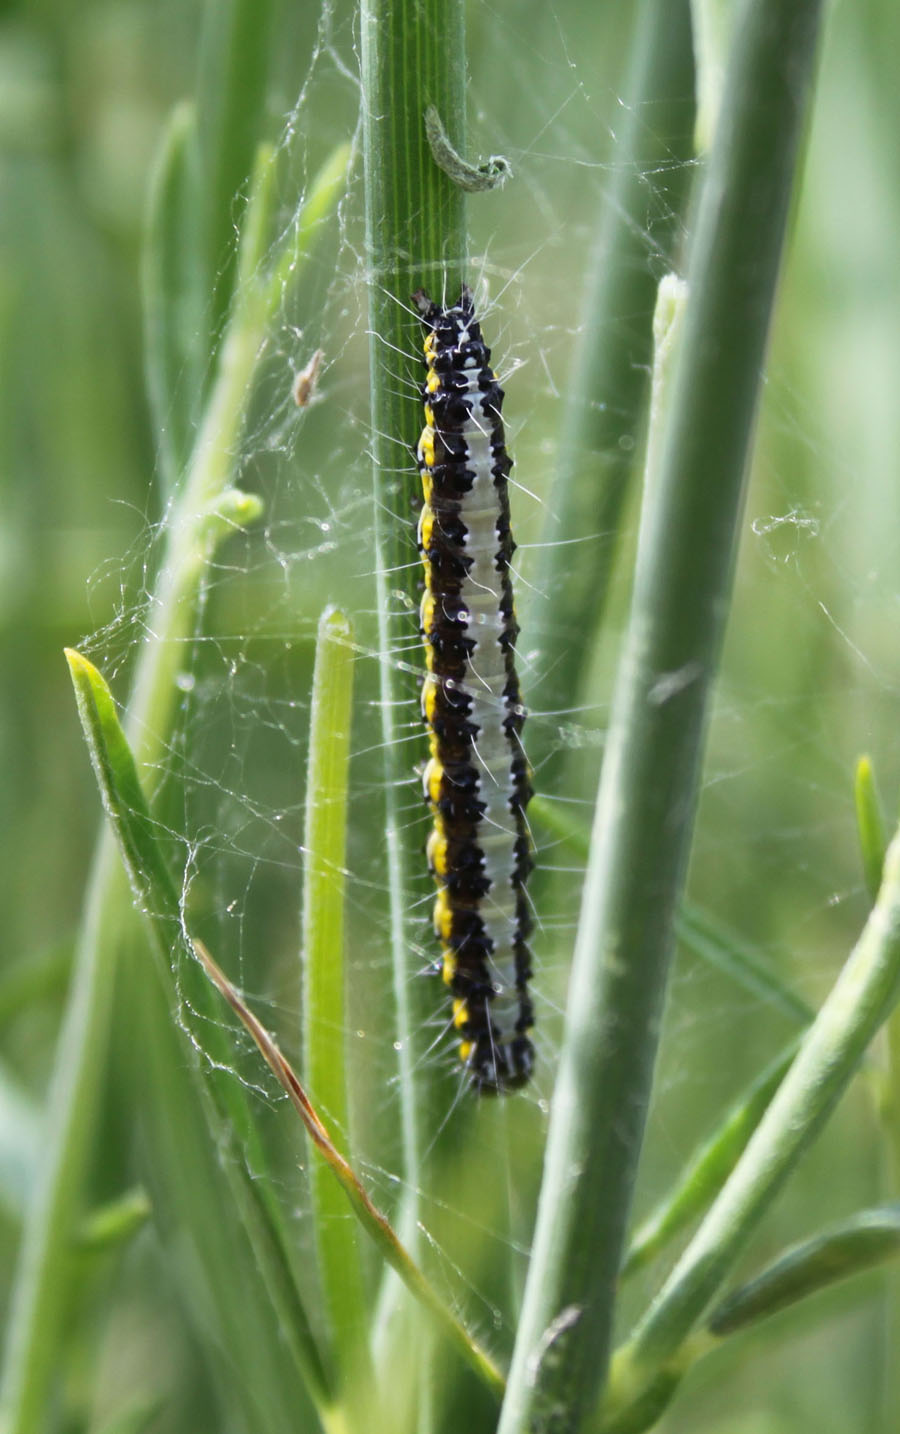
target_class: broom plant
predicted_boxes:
[9,0,900,1432]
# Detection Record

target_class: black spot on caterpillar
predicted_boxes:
[413,286,534,1093]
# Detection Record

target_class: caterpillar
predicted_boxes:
[413,287,534,1093]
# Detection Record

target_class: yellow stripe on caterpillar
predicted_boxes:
[434,890,453,940]
[426,826,448,877]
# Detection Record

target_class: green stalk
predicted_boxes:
[360,0,467,1214]
[605,826,900,1419]
[0,143,348,1434]
[498,4,824,1430]
[707,1206,900,1338]
[302,608,373,1401]
[527,0,694,755]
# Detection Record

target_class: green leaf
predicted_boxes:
[196,0,274,334]
[142,102,205,496]
[855,754,887,904]
[708,1206,900,1336]
[63,650,335,1418]
[301,609,373,1402]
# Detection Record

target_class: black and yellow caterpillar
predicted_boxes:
[413,287,534,1092]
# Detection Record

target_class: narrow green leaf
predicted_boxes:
[65,651,182,913]
[301,609,372,1400]
[196,0,274,334]
[708,1206,900,1336]
[855,755,887,904]
[262,141,353,315]
[622,1037,801,1278]
[63,650,335,1416]
[184,139,350,533]
[142,102,205,496]
[607,823,900,1420]
[500,2,825,1427]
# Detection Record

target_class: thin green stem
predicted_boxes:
[707,1206,900,1338]
[499,3,824,1430]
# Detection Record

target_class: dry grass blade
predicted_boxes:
[193,940,506,1400]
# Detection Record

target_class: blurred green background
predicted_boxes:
[3,0,900,1430]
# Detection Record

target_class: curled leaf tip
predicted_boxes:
[424,105,512,192]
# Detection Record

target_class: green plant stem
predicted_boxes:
[605,827,900,1423]
[527,0,694,760]
[498,4,824,1431]
[0,144,347,1434]
[302,608,373,1402]
[360,0,467,1226]
[707,1206,900,1337]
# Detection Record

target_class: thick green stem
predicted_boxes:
[498,4,824,1431]
[360,0,467,1219]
